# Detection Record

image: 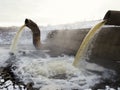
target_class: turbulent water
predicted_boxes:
[0,22,118,90]
[0,46,116,90]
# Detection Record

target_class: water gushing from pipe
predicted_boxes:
[73,20,106,67]
[10,25,25,53]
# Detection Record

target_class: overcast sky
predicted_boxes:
[0,0,120,26]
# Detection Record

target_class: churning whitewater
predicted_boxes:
[0,46,115,90]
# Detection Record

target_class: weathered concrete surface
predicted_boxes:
[87,26,120,73]
[89,27,120,60]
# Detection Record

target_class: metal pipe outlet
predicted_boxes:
[25,19,41,49]
[104,10,120,25]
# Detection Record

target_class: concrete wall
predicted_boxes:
[88,26,120,72]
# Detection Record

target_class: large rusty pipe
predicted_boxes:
[25,19,41,49]
[104,10,120,25]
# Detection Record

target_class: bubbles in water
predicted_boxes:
[10,51,107,89]
[0,47,117,90]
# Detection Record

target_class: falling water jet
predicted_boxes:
[73,20,106,67]
[10,18,41,54]
[10,25,25,53]
[73,10,120,67]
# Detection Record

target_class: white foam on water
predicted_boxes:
[0,47,117,90]
[0,48,115,90]
[13,54,78,80]
[10,51,110,89]
[0,47,10,67]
